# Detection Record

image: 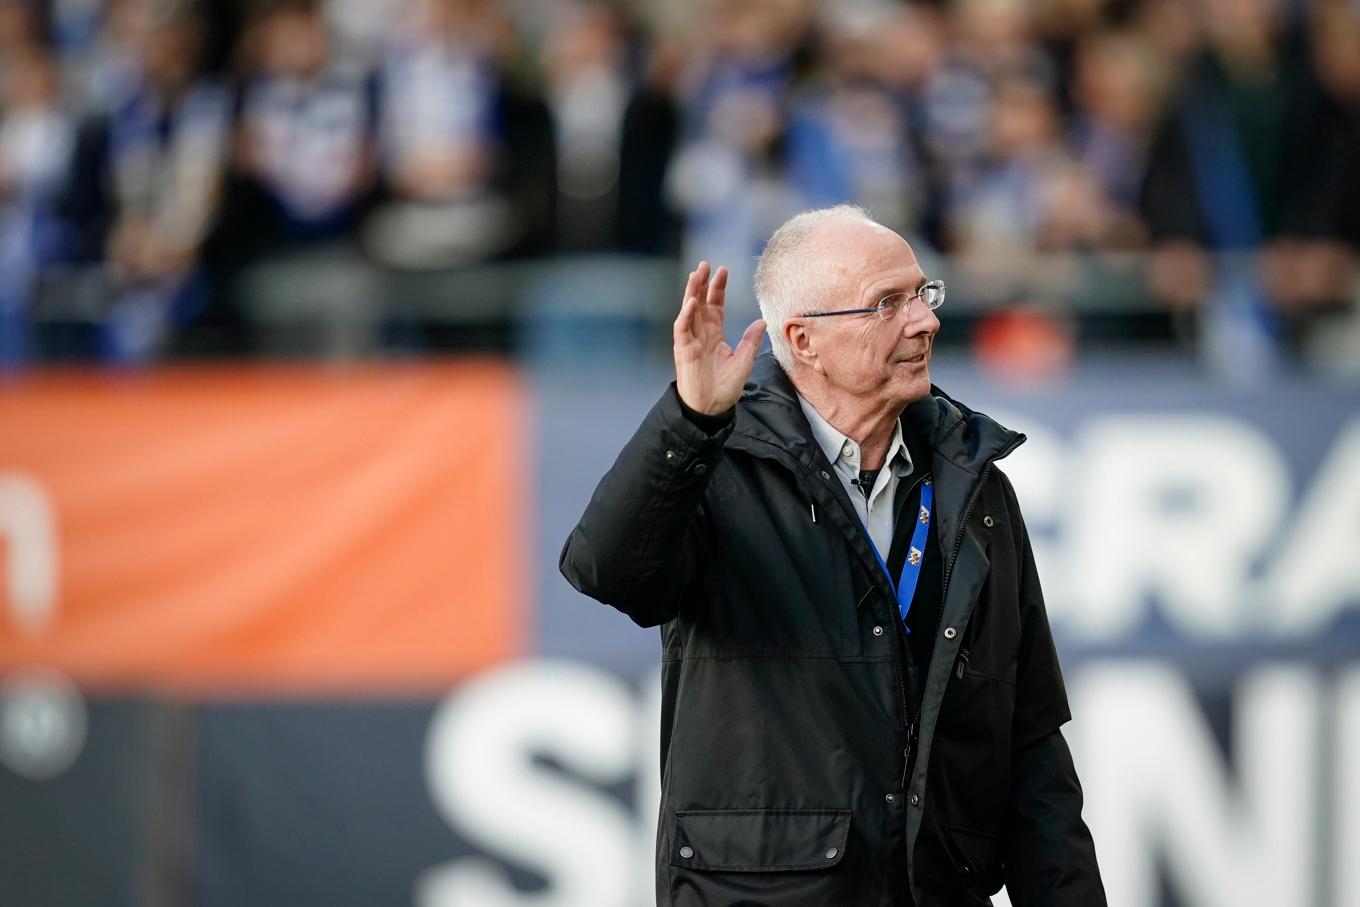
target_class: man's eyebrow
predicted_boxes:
[872,278,927,298]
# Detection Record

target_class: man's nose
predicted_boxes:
[903,301,941,336]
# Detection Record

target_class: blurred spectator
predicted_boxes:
[951,0,1054,82]
[1295,0,1360,372]
[920,0,1054,218]
[666,0,815,321]
[0,0,49,114]
[0,0,1352,368]
[60,0,150,113]
[777,3,934,240]
[1132,0,1205,70]
[942,69,1100,319]
[0,0,46,62]
[544,1,631,251]
[1309,0,1360,249]
[541,1,685,255]
[1034,0,1112,106]
[226,0,377,253]
[947,72,1065,257]
[613,29,683,255]
[1140,0,1356,372]
[47,0,104,54]
[361,0,555,268]
[215,0,383,358]
[0,43,73,364]
[326,0,408,65]
[57,0,230,362]
[1065,29,1161,247]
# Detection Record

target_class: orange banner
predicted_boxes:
[0,362,526,695]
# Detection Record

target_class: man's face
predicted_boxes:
[798,221,940,410]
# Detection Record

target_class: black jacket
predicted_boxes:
[561,354,1105,906]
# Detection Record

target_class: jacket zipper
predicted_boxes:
[799,475,906,756]
[800,477,907,760]
[892,473,928,792]
[955,647,971,680]
[941,463,992,611]
[903,462,992,784]
[891,613,910,792]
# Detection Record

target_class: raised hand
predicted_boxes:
[673,262,766,416]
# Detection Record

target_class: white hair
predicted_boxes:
[754,204,883,371]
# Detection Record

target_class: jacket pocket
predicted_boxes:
[946,824,1004,897]
[671,809,850,871]
[934,671,1014,832]
[669,809,855,907]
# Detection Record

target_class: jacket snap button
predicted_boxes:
[909,792,921,806]
[665,450,676,461]
[820,469,831,480]
[872,625,884,636]
[825,847,839,860]
[983,515,994,528]
[679,846,694,859]
[693,463,708,475]
[943,626,957,639]
[885,793,896,804]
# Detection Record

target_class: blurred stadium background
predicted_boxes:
[0,0,1357,904]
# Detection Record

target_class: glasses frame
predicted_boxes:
[798,279,946,321]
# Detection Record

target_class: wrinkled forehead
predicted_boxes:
[807,220,921,296]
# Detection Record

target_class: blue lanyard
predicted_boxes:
[864,477,933,632]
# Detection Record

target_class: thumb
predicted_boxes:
[734,318,767,368]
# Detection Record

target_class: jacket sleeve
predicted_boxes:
[558,384,732,628]
[998,473,1107,906]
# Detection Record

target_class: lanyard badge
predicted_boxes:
[865,477,933,631]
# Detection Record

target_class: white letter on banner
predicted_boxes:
[635,667,663,907]
[1338,667,1360,907]
[0,474,58,637]
[987,412,1070,624]
[417,661,635,907]
[1265,418,1360,636]
[1071,663,1319,907]
[1071,417,1286,640]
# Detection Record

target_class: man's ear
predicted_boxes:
[786,319,821,371]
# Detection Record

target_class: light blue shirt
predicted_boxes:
[797,394,913,555]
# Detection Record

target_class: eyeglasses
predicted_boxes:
[799,279,946,322]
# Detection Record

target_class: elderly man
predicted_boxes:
[560,206,1104,906]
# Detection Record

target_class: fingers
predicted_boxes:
[689,261,726,308]
[679,265,701,312]
[692,261,710,308]
[674,261,732,345]
[673,264,705,339]
[733,318,767,366]
[673,292,697,343]
[706,265,728,310]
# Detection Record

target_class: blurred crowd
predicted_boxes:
[0,0,1357,371]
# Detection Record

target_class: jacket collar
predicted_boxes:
[729,352,1025,618]
[733,353,1025,475]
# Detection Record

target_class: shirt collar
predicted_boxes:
[796,393,913,477]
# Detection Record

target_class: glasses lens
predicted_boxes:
[921,280,945,309]
[876,293,908,321]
